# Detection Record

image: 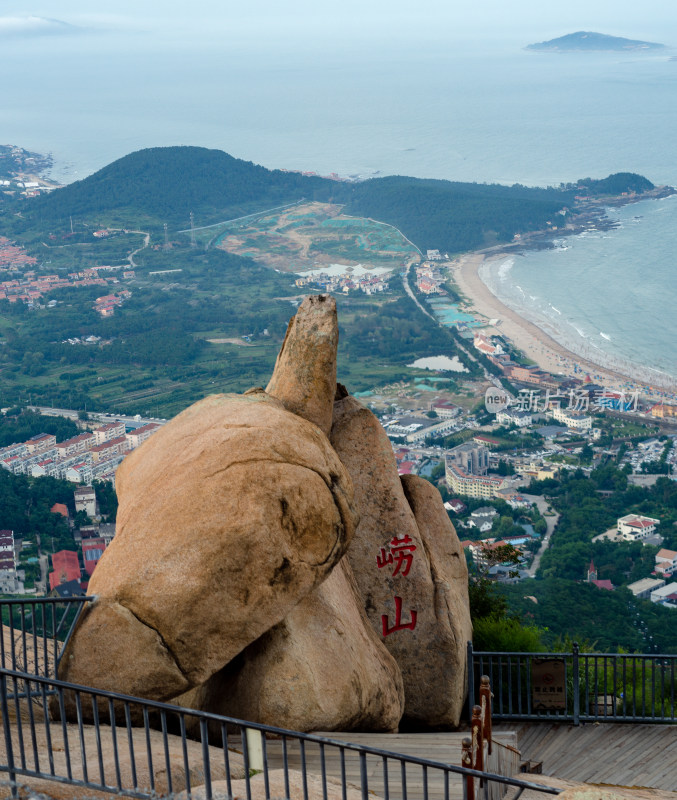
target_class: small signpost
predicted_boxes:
[532,658,566,710]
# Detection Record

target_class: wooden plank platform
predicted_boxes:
[496,722,677,792]
[264,731,519,800]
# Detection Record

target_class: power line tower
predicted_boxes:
[189,212,196,248]
[163,223,170,250]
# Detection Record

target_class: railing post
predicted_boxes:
[572,642,580,726]
[471,705,484,773]
[467,641,475,719]
[0,673,18,798]
[479,675,492,756]
[461,737,474,800]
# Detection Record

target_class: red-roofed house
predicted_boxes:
[591,579,615,591]
[398,461,415,475]
[617,514,660,542]
[50,503,69,518]
[126,423,161,449]
[49,550,81,590]
[82,537,106,576]
[656,549,677,578]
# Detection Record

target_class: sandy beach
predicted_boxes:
[451,252,673,400]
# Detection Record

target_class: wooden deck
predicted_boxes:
[497,722,677,792]
[264,730,520,800]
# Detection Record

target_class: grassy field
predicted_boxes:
[204,201,418,272]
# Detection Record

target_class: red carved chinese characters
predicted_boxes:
[376,534,417,577]
[377,535,418,636]
[381,595,417,637]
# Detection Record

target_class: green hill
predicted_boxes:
[16,145,660,256]
[24,146,334,228]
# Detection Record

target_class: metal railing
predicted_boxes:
[0,598,565,799]
[468,642,677,724]
[0,596,93,678]
[0,666,562,800]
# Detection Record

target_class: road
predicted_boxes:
[29,405,166,427]
[522,493,559,577]
[403,261,434,319]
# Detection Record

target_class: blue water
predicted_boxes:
[1,33,676,382]
[481,195,677,388]
[427,299,483,327]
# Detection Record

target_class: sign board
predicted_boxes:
[532,658,566,710]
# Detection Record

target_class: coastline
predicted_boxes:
[450,251,676,400]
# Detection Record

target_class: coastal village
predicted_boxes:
[0,156,676,668]
[1,235,677,609]
[0,236,134,314]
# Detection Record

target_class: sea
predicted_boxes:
[1,30,676,386]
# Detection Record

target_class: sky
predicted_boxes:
[1,1,676,48]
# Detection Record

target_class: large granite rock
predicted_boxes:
[177,559,404,733]
[400,473,472,726]
[59,389,357,699]
[330,391,471,727]
[172,294,404,733]
[266,294,338,436]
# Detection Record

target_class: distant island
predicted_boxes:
[527,32,665,52]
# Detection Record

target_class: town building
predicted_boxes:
[49,550,81,591]
[446,462,506,499]
[93,421,126,445]
[25,433,57,454]
[125,423,161,449]
[82,538,106,576]
[497,409,533,428]
[430,401,461,419]
[655,549,677,579]
[473,332,503,356]
[617,514,660,542]
[405,417,457,443]
[551,407,593,431]
[627,577,665,600]
[651,403,677,419]
[447,442,489,475]
[495,489,531,509]
[0,529,24,594]
[74,486,97,518]
[650,583,677,608]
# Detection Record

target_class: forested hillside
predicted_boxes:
[14,146,659,255]
[340,177,573,253]
[21,147,334,229]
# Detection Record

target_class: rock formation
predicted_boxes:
[330,389,472,727]
[177,559,404,733]
[174,294,404,732]
[60,388,357,699]
[60,293,471,732]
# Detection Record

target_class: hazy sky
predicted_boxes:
[2,1,676,47]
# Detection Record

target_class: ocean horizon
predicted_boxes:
[2,33,676,384]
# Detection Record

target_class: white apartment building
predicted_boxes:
[617,514,660,542]
[497,409,532,428]
[446,462,506,499]
[551,407,592,431]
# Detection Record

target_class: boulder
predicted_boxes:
[59,389,357,700]
[177,559,404,733]
[400,473,472,726]
[266,293,338,436]
[330,391,470,727]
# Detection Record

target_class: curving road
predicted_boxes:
[522,493,559,577]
